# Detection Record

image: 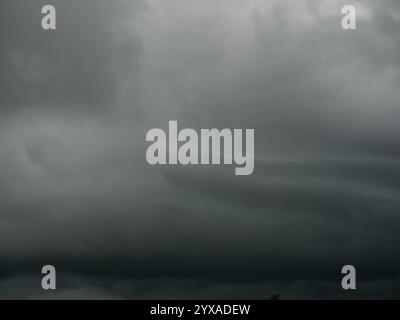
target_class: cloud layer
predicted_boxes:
[0,0,400,299]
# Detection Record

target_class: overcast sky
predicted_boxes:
[1,0,400,299]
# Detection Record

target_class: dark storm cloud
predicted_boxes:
[0,0,400,299]
[0,273,347,299]
[3,273,400,299]
[0,0,145,111]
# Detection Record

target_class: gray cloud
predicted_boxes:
[0,0,400,299]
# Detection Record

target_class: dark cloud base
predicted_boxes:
[2,274,400,299]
